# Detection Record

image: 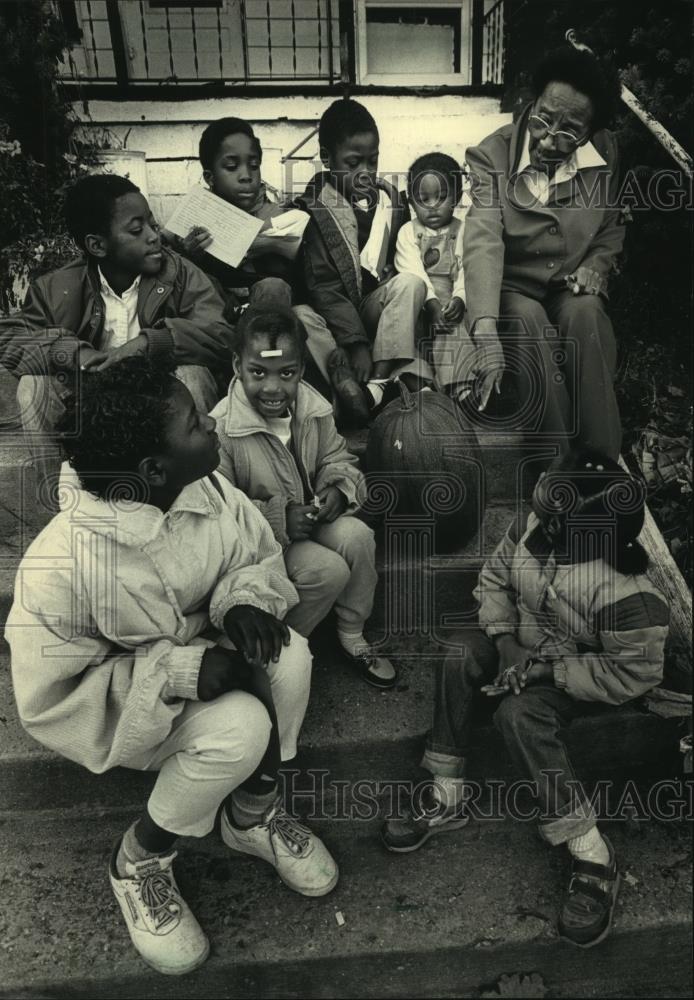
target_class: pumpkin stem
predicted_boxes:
[396,377,416,410]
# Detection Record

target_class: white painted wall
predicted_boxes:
[74,94,510,223]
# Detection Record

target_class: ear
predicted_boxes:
[232,352,242,377]
[84,233,108,259]
[203,168,215,191]
[319,145,331,169]
[137,455,167,489]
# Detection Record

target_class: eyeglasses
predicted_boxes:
[528,114,587,151]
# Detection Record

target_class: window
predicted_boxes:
[356,0,472,85]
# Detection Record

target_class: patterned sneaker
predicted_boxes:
[220,799,338,897]
[381,786,469,853]
[109,846,210,975]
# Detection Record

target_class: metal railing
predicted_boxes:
[54,0,504,91]
[55,0,341,87]
[483,0,504,85]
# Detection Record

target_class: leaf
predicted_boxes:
[480,972,548,999]
[667,385,686,397]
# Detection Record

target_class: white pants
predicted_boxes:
[125,630,312,838]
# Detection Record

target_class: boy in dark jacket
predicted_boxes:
[295,99,434,411]
[0,173,233,499]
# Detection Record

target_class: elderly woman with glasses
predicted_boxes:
[462,47,625,466]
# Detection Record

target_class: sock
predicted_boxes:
[365,379,389,407]
[336,629,367,657]
[116,821,169,879]
[229,783,278,830]
[567,826,610,866]
[432,776,466,811]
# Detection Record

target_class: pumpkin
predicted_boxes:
[364,382,484,553]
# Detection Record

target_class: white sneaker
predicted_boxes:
[109,846,210,975]
[220,799,339,897]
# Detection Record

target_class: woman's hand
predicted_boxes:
[566,266,603,296]
[469,320,505,411]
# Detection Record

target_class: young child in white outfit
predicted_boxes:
[395,152,475,400]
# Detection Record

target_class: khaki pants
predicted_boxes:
[284,515,378,638]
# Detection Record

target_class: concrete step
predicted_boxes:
[0,807,690,998]
[0,637,684,813]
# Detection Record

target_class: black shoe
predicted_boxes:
[341,648,398,689]
[381,785,469,853]
[558,835,620,947]
[327,349,371,425]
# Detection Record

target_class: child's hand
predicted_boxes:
[223,604,291,668]
[375,175,400,202]
[492,635,534,694]
[425,298,444,332]
[286,502,317,540]
[92,335,148,371]
[347,343,373,383]
[182,225,213,259]
[442,296,465,324]
[198,645,253,701]
[315,486,347,523]
[76,343,109,371]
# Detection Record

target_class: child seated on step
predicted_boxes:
[7,356,338,977]
[211,304,397,688]
[165,116,296,310]
[382,449,669,949]
[395,152,470,397]
[166,116,355,420]
[295,98,436,422]
[0,173,233,503]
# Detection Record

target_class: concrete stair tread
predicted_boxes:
[0,642,684,812]
[0,808,690,997]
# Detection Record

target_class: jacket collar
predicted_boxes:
[218,376,332,438]
[67,476,221,545]
[85,248,178,306]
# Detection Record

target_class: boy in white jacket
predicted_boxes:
[7,356,337,977]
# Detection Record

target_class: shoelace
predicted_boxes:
[266,805,311,858]
[136,870,181,931]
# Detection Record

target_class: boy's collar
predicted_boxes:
[98,267,141,299]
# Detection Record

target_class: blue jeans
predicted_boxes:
[422,628,611,845]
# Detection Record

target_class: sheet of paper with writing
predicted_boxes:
[165,186,264,267]
[248,209,310,261]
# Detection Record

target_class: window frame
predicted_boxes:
[355,0,473,86]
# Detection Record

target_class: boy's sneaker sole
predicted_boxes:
[381,813,469,853]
